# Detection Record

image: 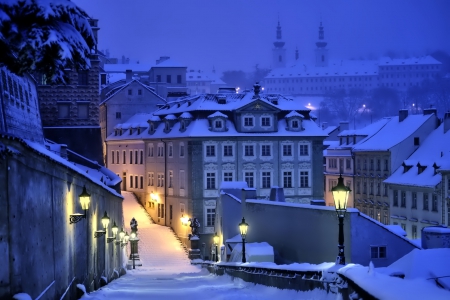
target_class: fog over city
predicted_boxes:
[73,0,450,73]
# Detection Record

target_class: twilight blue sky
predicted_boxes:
[73,0,450,73]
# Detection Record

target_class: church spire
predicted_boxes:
[273,20,285,49]
[316,22,327,48]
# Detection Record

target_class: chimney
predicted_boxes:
[399,109,408,122]
[339,121,349,131]
[444,111,450,134]
[269,187,285,202]
[423,107,437,116]
[125,69,132,82]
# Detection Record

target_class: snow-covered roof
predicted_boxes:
[154,58,186,68]
[353,114,434,151]
[285,111,304,119]
[179,112,193,119]
[208,111,228,119]
[378,56,442,66]
[165,114,177,120]
[384,123,450,187]
[186,70,226,85]
[100,79,166,105]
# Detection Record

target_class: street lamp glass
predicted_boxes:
[213,233,219,245]
[112,221,118,236]
[119,228,125,240]
[130,232,136,239]
[124,232,130,243]
[332,175,351,217]
[239,217,249,239]
[79,186,91,210]
[180,214,189,226]
[101,211,110,229]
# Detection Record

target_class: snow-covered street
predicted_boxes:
[81,192,334,299]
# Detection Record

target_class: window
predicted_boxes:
[116,151,119,164]
[412,225,417,239]
[140,176,143,189]
[78,71,88,85]
[135,176,138,189]
[177,75,182,84]
[130,150,133,164]
[363,182,367,194]
[261,145,271,156]
[371,246,387,259]
[123,151,126,164]
[140,150,143,164]
[244,172,254,188]
[206,172,216,189]
[156,75,161,82]
[223,172,233,182]
[346,159,351,170]
[157,173,164,187]
[135,150,138,164]
[283,145,292,156]
[262,172,271,188]
[357,159,361,170]
[283,171,292,188]
[169,170,173,188]
[401,191,406,208]
[138,89,142,95]
[128,89,132,96]
[57,103,70,119]
[329,158,337,169]
[299,144,309,156]
[223,145,233,157]
[215,120,222,128]
[414,137,420,146]
[423,193,429,210]
[158,145,164,157]
[363,159,367,170]
[261,117,271,127]
[244,145,254,156]
[383,211,388,224]
[356,181,360,194]
[179,170,185,189]
[206,208,215,227]
[383,183,388,196]
[244,117,253,127]
[393,190,398,206]
[168,144,173,157]
[111,150,115,164]
[300,171,309,188]
[129,175,133,188]
[432,194,438,212]
[158,203,165,219]
[412,192,417,209]
[370,159,374,171]
[148,172,154,186]
[292,120,299,128]
[206,145,215,157]
[149,145,154,157]
[77,103,88,119]
[100,73,107,85]
[116,112,121,119]
[179,143,185,157]
[384,159,389,171]
[166,75,171,83]
[370,182,374,195]
[377,159,381,171]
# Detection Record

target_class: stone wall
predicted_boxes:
[0,136,123,299]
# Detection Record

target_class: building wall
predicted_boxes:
[0,137,123,299]
[217,197,418,267]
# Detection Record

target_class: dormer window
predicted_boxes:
[261,117,271,127]
[180,121,186,131]
[150,123,154,132]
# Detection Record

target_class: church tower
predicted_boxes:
[272,21,286,68]
[314,22,329,67]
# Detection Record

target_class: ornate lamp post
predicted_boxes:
[332,174,351,265]
[213,233,219,262]
[69,186,91,224]
[239,217,249,263]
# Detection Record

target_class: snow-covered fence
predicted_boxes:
[202,263,376,299]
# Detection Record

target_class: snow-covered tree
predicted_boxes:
[0,0,95,83]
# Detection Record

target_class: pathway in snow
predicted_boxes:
[121,191,199,275]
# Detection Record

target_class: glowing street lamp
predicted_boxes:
[69,186,91,224]
[95,211,110,238]
[332,174,351,265]
[239,218,249,263]
[213,233,219,262]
